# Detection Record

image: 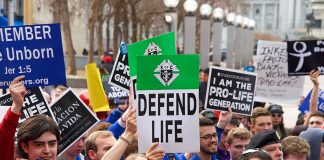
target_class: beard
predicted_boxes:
[200,142,218,155]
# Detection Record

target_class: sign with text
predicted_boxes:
[255,40,304,104]
[0,87,53,124]
[0,23,66,88]
[102,74,129,105]
[136,54,200,153]
[51,89,99,155]
[128,32,176,78]
[109,42,130,91]
[287,40,324,75]
[205,67,256,116]
[299,88,324,114]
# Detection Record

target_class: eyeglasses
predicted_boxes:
[200,133,217,141]
[272,114,282,118]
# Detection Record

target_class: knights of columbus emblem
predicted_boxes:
[144,42,162,55]
[154,60,179,86]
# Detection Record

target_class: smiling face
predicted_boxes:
[200,126,218,155]
[20,131,58,160]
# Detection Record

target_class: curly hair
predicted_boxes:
[281,136,310,158]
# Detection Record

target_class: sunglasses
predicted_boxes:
[272,114,282,117]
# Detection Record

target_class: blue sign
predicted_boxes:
[299,88,324,113]
[0,23,66,88]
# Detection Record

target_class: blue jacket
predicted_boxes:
[105,107,124,124]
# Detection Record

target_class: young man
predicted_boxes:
[225,127,252,160]
[246,130,283,160]
[250,107,273,134]
[57,135,86,160]
[281,136,310,160]
[17,114,60,160]
[0,76,27,160]
[217,118,240,160]
[85,131,117,160]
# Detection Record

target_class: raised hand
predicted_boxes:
[9,76,27,115]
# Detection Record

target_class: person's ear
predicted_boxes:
[225,143,230,151]
[88,150,97,159]
[20,142,28,153]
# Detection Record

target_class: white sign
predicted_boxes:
[0,106,11,122]
[255,40,304,104]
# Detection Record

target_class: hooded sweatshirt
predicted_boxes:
[299,127,324,160]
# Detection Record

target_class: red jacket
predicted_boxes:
[0,108,20,160]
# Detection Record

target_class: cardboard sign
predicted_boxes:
[51,88,99,155]
[102,74,129,105]
[0,87,53,124]
[299,88,324,114]
[136,54,200,153]
[109,42,130,91]
[0,106,11,122]
[255,40,304,104]
[205,67,256,116]
[128,32,176,78]
[0,23,66,88]
[287,40,324,75]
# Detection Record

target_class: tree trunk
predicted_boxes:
[97,0,104,61]
[112,0,123,59]
[60,0,77,75]
[130,4,137,43]
[88,0,98,64]
[122,6,129,43]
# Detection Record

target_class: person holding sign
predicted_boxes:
[0,76,27,160]
[16,114,60,160]
[304,70,324,128]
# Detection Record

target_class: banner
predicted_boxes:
[136,54,200,153]
[0,23,66,88]
[205,67,256,116]
[128,32,176,78]
[109,42,130,91]
[299,88,324,114]
[255,40,304,104]
[0,87,53,124]
[102,74,129,105]
[287,40,324,75]
[51,88,99,155]
[86,63,110,112]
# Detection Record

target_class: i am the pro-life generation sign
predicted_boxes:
[136,54,200,153]
[205,67,256,116]
[0,23,66,88]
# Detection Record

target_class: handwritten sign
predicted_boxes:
[0,23,66,88]
[255,40,304,104]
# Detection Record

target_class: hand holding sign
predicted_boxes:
[217,107,233,129]
[310,70,320,86]
[145,142,165,160]
[9,75,27,115]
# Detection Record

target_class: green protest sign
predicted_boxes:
[136,54,200,153]
[128,32,176,78]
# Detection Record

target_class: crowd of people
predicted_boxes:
[0,67,323,160]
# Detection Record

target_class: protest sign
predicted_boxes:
[255,40,304,104]
[136,54,200,153]
[51,88,99,155]
[0,106,11,122]
[102,74,129,105]
[287,40,324,75]
[86,63,110,112]
[0,87,53,124]
[0,23,66,88]
[109,42,130,91]
[128,32,176,78]
[299,88,324,114]
[205,67,256,116]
